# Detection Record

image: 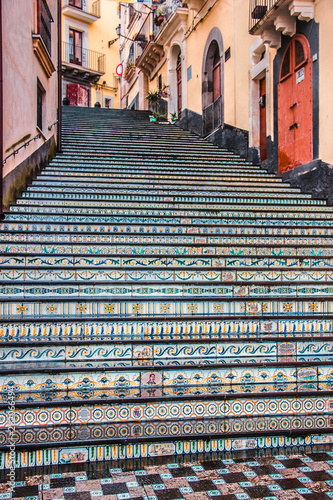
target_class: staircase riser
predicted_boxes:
[1,318,331,342]
[1,298,333,320]
[1,340,332,365]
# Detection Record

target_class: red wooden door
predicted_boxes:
[176,58,182,118]
[278,35,312,173]
[67,84,88,107]
[67,83,79,106]
[259,77,267,161]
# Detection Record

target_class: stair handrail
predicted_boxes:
[2,133,41,165]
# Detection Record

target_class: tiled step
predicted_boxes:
[5,207,333,222]
[2,220,333,236]
[1,297,333,320]
[1,338,332,366]
[1,394,332,451]
[1,317,332,342]
[1,231,331,246]
[2,241,333,256]
[2,268,333,285]
[1,106,333,468]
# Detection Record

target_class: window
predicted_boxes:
[69,0,82,8]
[37,80,45,130]
[69,29,82,65]
[280,46,291,79]
[295,39,306,68]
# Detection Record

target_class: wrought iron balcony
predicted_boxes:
[62,42,105,83]
[249,0,314,35]
[62,0,100,23]
[37,0,54,55]
[249,0,280,33]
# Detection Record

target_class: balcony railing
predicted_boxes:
[62,0,101,18]
[249,0,280,32]
[37,0,54,55]
[62,41,105,73]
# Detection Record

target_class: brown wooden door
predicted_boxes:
[176,58,182,118]
[213,61,221,102]
[259,77,267,162]
[278,35,312,173]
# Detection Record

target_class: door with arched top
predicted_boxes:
[176,53,182,118]
[278,34,312,173]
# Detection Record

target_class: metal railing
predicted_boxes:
[203,96,222,137]
[62,41,105,73]
[62,0,101,18]
[38,0,54,55]
[249,0,280,32]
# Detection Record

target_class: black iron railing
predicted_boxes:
[249,0,280,32]
[62,41,105,73]
[203,96,222,137]
[38,0,54,54]
[63,0,101,18]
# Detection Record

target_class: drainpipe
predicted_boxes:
[57,0,62,152]
[0,0,3,216]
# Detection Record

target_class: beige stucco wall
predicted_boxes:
[3,0,58,179]
[89,0,120,108]
[315,0,333,164]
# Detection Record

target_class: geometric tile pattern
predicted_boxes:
[1,451,333,498]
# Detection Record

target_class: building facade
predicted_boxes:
[61,0,119,109]
[118,0,333,203]
[2,0,59,210]
[249,0,333,202]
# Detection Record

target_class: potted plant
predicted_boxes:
[170,112,178,122]
[145,89,159,119]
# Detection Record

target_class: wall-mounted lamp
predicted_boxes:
[108,24,140,47]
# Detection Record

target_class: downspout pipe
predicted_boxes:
[57,0,62,152]
[0,0,3,216]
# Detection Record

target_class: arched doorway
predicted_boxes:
[202,28,223,136]
[278,34,313,173]
[169,44,182,118]
[176,52,182,118]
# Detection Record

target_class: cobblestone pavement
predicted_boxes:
[1,450,333,499]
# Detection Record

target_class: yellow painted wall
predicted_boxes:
[89,0,120,108]
[185,0,253,131]
[315,0,333,164]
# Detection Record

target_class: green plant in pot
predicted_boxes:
[145,89,159,115]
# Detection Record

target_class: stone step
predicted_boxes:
[1,317,331,342]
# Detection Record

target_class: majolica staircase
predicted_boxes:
[1,107,333,468]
